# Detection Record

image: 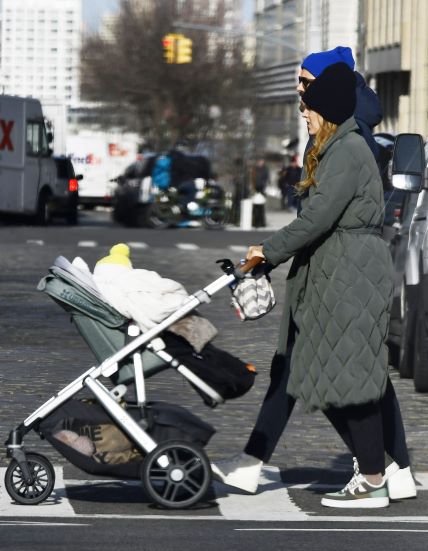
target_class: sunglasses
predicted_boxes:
[298,76,315,89]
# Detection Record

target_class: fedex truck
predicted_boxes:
[66,132,139,208]
[0,94,78,224]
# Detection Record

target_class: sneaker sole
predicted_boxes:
[321,496,389,509]
[387,488,417,500]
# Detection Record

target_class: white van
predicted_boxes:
[0,95,78,224]
[66,132,139,208]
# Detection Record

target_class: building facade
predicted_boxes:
[362,0,428,136]
[253,0,359,159]
[0,0,82,106]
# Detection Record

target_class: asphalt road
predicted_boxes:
[0,209,427,550]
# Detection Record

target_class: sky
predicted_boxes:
[83,0,119,31]
[83,0,254,31]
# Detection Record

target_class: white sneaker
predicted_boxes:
[211,453,263,494]
[353,458,417,500]
[385,462,417,500]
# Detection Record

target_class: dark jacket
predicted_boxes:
[354,72,383,161]
[263,117,393,411]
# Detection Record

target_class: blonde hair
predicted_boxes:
[297,115,338,193]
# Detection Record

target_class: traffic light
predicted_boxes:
[176,36,192,64]
[162,34,177,64]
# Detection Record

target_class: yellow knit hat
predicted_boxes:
[96,243,132,268]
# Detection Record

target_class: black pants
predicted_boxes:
[324,402,385,474]
[244,350,410,470]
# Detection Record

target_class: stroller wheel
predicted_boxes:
[141,440,211,509]
[5,452,55,505]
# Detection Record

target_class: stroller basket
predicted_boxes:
[39,399,215,479]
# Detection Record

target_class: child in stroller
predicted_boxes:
[4,248,260,509]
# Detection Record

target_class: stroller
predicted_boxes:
[4,256,260,509]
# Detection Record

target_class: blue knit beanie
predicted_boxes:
[301,46,355,77]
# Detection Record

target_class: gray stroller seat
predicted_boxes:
[37,256,167,384]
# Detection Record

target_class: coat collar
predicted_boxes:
[319,116,359,157]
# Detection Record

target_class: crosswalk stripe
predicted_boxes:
[26,239,44,246]
[1,466,427,521]
[127,242,148,249]
[176,243,200,250]
[214,466,307,521]
[0,467,75,517]
[228,245,248,253]
[78,241,97,247]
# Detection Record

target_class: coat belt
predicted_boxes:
[335,226,383,236]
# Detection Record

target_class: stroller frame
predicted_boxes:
[5,257,260,508]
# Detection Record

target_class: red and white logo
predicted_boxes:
[0,119,14,151]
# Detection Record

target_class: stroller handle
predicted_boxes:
[234,256,264,279]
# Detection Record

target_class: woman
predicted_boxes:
[246,62,396,508]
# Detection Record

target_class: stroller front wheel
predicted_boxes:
[141,440,211,509]
[5,452,55,505]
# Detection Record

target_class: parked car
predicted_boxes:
[51,156,82,225]
[374,133,408,227]
[387,191,419,369]
[388,134,428,391]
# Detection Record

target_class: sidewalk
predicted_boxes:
[227,207,297,232]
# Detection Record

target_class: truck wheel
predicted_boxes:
[414,313,428,392]
[399,283,419,379]
[35,191,52,226]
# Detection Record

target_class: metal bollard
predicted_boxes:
[240,198,253,230]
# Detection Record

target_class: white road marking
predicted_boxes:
[127,242,148,249]
[0,521,89,526]
[0,467,75,517]
[228,245,248,253]
[1,467,427,523]
[78,241,97,247]
[176,243,200,250]
[214,466,308,521]
[26,240,44,246]
[236,528,428,532]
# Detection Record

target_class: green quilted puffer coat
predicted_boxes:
[262,117,393,412]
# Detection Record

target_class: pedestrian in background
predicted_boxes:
[251,158,269,228]
[230,157,250,225]
[213,61,414,509]
[277,155,301,210]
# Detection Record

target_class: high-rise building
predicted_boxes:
[0,0,82,106]
[362,0,428,136]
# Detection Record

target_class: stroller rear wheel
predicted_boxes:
[5,452,55,505]
[141,440,211,509]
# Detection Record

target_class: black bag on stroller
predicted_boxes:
[161,332,256,403]
[39,399,215,479]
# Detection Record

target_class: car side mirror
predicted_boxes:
[76,174,83,181]
[47,132,54,144]
[391,133,425,193]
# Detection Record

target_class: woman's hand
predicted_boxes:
[246,245,265,260]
